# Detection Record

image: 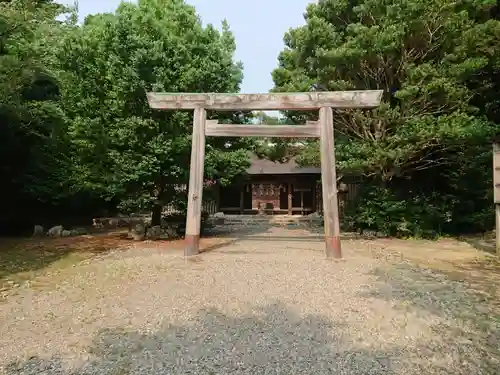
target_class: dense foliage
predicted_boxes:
[0,0,77,233]
[1,0,499,237]
[0,0,251,232]
[55,0,251,225]
[273,0,500,237]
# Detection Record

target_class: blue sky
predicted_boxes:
[61,0,314,93]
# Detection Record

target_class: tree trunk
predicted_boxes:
[151,203,162,226]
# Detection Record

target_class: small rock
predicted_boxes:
[363,229,377,237]
[164,225,178,239]
[130,223,146,241]
[69,229,80,236]
[146,225,162,241]
[33,225,44,237]
[61,230,71,237]
[47,225,64,237]
[92,218,104,228]
[75,227,87,235]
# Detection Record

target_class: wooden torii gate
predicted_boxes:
[147,91,383,259]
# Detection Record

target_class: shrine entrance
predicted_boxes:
[218,180,317,215]
[147,91,382,259]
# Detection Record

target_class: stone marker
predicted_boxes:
[47,225,63,237]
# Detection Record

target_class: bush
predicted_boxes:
[344,183,493,239]
[343,186,445,238]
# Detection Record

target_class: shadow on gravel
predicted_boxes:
[0,233,129,292]
[460,234,496,255]
[363,264,500,373]
[4,302,449,375]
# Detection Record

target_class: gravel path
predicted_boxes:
[1,228,499,374]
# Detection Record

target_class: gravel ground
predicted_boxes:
[1,227,499,374]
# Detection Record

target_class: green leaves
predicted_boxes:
[56,0,248,213]
[0,0,80,232]
[274,0,499,178]
[273,0,499,235]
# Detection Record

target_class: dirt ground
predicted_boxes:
[0,227,499,374]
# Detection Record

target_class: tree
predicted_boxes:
[0,0,71,233]
[55,0,251,225]
[272,0,500,235]
[273,0,499,179]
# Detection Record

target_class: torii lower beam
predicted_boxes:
[205,121,321,138]
[146,90,383,259]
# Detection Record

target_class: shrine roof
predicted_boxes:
[247,154,321,175]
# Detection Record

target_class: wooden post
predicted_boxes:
[494,143,500,255]
[184,108,207,256]
[319,107,341,259]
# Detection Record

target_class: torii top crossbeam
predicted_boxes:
[147,90,383,111]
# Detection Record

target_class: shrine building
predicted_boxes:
[216,154,354,215]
